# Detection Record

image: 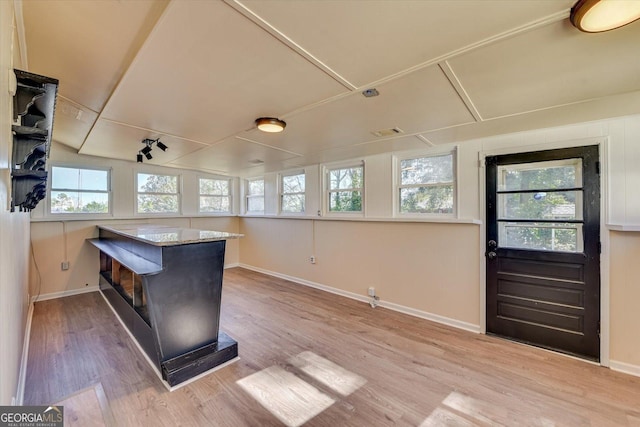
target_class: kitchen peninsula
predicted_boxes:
[88,224,242,388]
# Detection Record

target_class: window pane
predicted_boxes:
[329,191,362,212]
[247,197,264,212]
[282,194,305,213]
[138,173,177,193]
[401,155,452,185]
[283,174,305,193]
[200,178,229,196]
[499,222,582,252]
[499,191,582,220]
[137,195,178,213]
[50,191,109,214]
[399,185,453,213]
[51,167,108,191]
[329,167,362,190]
[248,179,264,195]
[498,159,581,191]
[200,196,230,212]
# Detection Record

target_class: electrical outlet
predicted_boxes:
[368,286,375,297]
[61,261,70,271]
[310,255,316,264]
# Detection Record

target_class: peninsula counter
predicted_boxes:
[88,224,242,388]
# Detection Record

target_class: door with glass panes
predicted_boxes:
[485,146,600,360]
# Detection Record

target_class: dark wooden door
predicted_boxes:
[486,145,600,360]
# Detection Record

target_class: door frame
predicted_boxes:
[478,136,610,366]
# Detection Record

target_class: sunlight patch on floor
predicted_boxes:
[237,365,335,427]
[288,351,367,396]
[419,391,557,426]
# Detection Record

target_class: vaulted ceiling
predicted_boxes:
[20,0,640,177]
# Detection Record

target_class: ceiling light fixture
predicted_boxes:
[570,0,640,32]
[256,117,286,133]
[136,138,167,163]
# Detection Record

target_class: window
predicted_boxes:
[326,164,363,213]
[497,159,583,252]
[397,152,455,214]
[281,172,305,213]
[136,173,179,214]
[199,178,231,213]
[50,166,110,214]
[246,178,264,214]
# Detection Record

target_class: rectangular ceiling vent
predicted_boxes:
[371,127,404,137]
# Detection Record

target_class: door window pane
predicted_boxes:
[498,159,582,191]
[499,222,583,252]
[499,191,583,220]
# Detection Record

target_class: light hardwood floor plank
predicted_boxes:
[24,267,640,426]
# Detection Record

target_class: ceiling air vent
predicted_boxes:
[249,159,264,165]
[371,127,404,137]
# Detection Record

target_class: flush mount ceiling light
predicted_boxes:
[570,0,640,32]
[256,117,286,133]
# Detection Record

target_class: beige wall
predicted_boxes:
[240,218,480,326]
[30,216,240,297]
[609,231,640,367]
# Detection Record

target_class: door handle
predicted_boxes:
[487,251,497,260]
[488,240,497,248]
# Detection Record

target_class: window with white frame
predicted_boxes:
[136,172,179,214]
[397,152,455,214]
[199,178,231,213]
[246,178,264,214]
[326,163,363,213]
[280,172,305,213]
[50,166,110,214]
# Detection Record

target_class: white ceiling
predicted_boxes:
[20,0,640,177]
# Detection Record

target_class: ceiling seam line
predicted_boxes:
[268,9,570,123]
[234,136,304,157]
[346,10,570,95]
[77,0,174,154]
[439,61,483,122]
[223,0,358,92]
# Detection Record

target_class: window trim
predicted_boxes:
[245,177,265,215]
[198,176,232,214]
[394,149,457,218]
[135,171,182,215]
[48,163,112,217]
[279,170,306,215]
[322,160,365,217]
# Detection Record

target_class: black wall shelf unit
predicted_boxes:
[11,69,58,212]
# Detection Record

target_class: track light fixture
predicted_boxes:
[136,138,168,163]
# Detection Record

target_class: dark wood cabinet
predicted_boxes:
[89,225,240,388]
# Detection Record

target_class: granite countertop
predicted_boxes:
[98,224,243,246]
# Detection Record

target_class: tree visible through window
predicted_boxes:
[327,165,363,212]
[246,178,264,213]
[281,172,305,213]
[199,178,230,213]
[50,166,109,214]
[137,173,179,213]
[498,159,582,252]
[398,153,454,214]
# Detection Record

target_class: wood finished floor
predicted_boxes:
[25,267,640,426]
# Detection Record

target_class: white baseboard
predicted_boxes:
[238,264,480,334]
[224,262,240,269]
[16,300,34,405]
[610,360,640,378]
[31,285,100,303]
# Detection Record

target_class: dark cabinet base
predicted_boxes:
[162,332,238,386]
